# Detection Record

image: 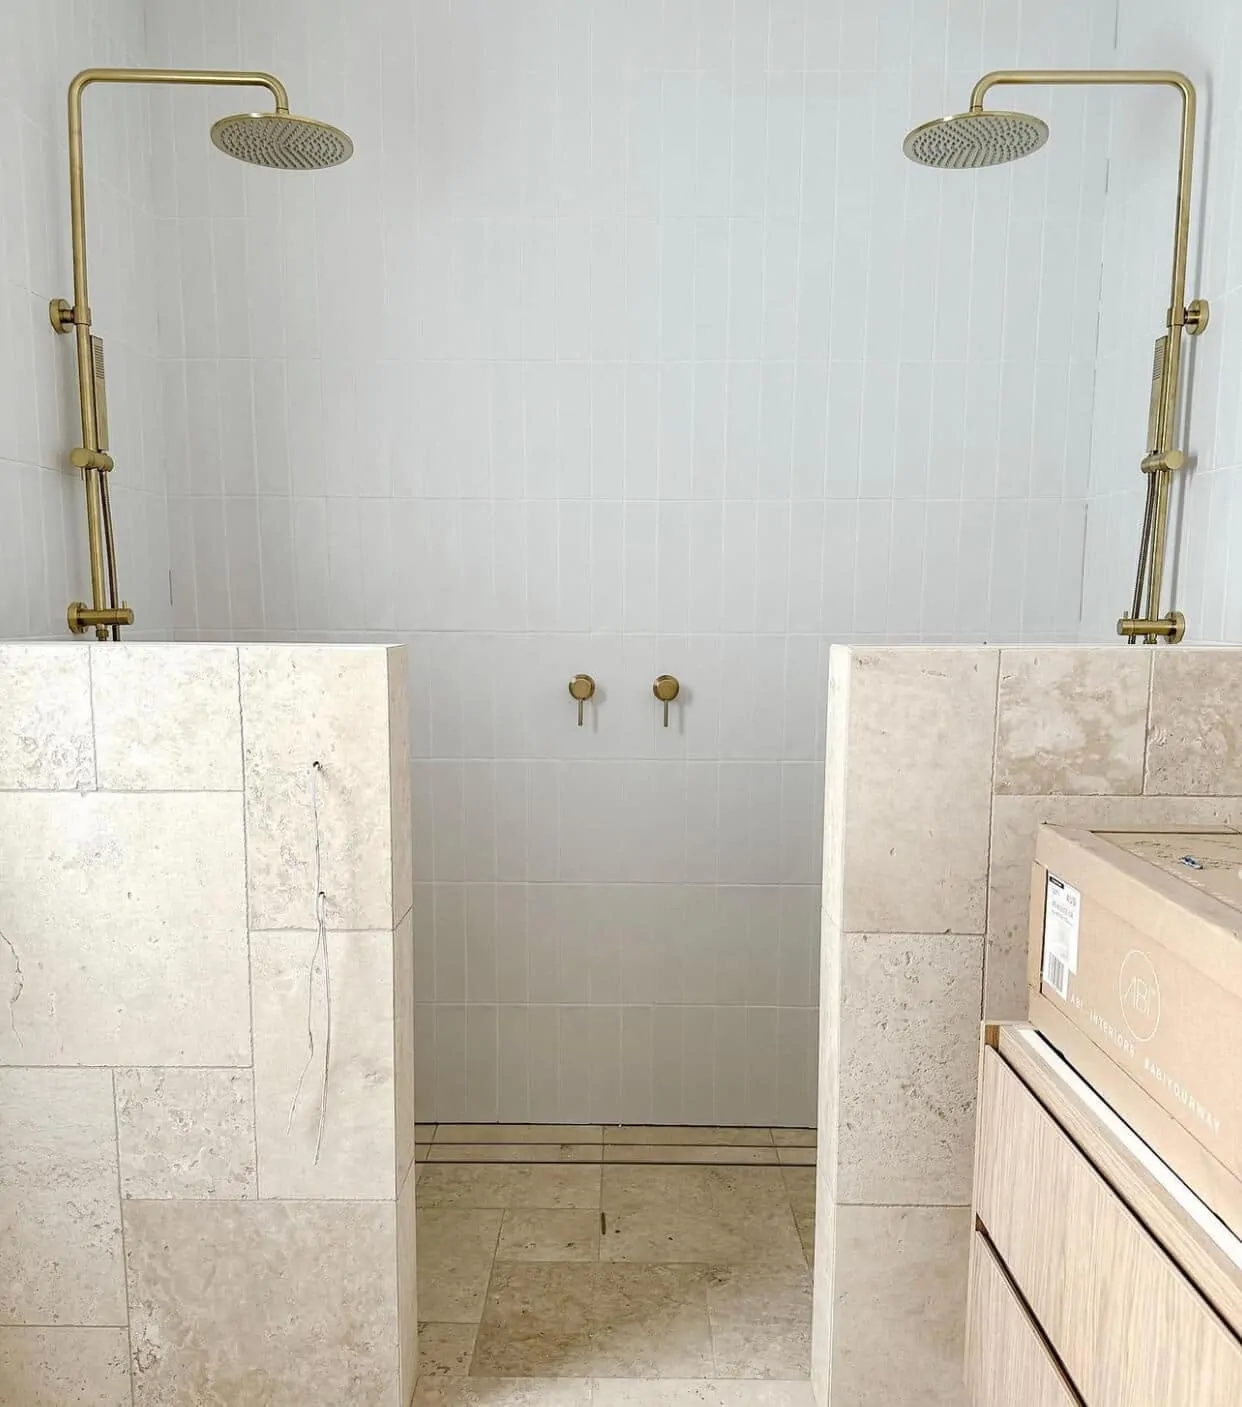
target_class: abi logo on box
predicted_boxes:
[1118,949,1161,1042]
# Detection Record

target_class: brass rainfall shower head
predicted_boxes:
[903,109,1049,169]
[210,111,354,170]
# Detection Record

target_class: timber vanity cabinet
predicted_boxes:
[964,827,1242,1406]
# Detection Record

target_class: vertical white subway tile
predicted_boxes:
[464,1005,499,1121]
[528,1004,561,1122]
[620,1005,654,1123]
[713,1006,749,1124]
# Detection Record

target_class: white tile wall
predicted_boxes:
[144,0,1118,1123]
[0,0,171,640]
[1083,0,1242,644]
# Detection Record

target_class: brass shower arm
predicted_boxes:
[59,69,290,333]
[968,70,1201,336]
[68,66,289,106]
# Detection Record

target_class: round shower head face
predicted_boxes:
[903,110,1049,170]
[210,111,354,171]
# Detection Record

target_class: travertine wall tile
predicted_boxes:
[240,647,397,930]
[397,1163,418,1406]
[995,649,1151,795]
[388,648,414,929]
[0,1069,124,1326]
[124,1199,399,1406]
[91,645,242,790]
[0,792,249,1066]
[985,793,1242,1019]
[252,930,397,1199]
[830,1206,970,1407]
[0,645,93,790]
[810,1176,836,1407]
[836,933,983,1206]
[115,1068,255,1199]
[0,1327,131,1406]
[839,649,998,935]
[394,910,417,1188]
[1147,650,1242,795]
[821,648,851,930]
[815,911,841,1203]
[0,643,411,1405]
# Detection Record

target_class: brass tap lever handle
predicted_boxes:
[568,674,596,726]
[653,675,680,727]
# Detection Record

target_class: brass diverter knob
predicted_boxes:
[653,674,680,727]
[568,674,596,726]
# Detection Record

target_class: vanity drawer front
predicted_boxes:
[965,1228,1081,1407]
[975,1047,1242,1407]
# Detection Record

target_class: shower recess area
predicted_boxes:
[3,0,1240,1403]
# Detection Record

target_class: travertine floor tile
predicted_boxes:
[603,1126,772,1147]
[770,1129,816,1148]
[780,1168,815,1225]
[599,1167,802,1267]
[796,1212,815,1269]
[591,1382,815,1404]
[418,1164,517,1209]
[601,1167,789,1216]
[707,1317,811,1379]
[497,1209,600,1262]
[472,1264,714,1380]
[603,1146,778,1166]
[775,1147,815,1167]
[600,1206,802,1266]
[416,1209,503,1322]
[471,1264,595,1378]
[418,1163,603,1210]
[707,1266,812,1379]
[414,1378,593,1404]
[438,1125,604,1145]
[510,1166,603,1209]
[706,1264,812,1324]
[417,1322,477,1380]
[432,1144,601,1164]
[589,1266,715,1378]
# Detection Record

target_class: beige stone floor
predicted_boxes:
[412,1127,817,1406]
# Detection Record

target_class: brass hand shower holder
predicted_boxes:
[905,70,1209,643]
[50,68,352,638]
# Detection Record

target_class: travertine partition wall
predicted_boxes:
[0,643,416,1406]
[813,644,1242,1407]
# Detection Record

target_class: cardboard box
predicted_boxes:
[1028,825,1242,1234]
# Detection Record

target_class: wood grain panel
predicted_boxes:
[976,1047,1242,1407]
[997,1024,1242,1339]
[966,1228,1082,1407]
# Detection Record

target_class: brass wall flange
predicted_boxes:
[48,297,75,333]
[1185,298,1210,335]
